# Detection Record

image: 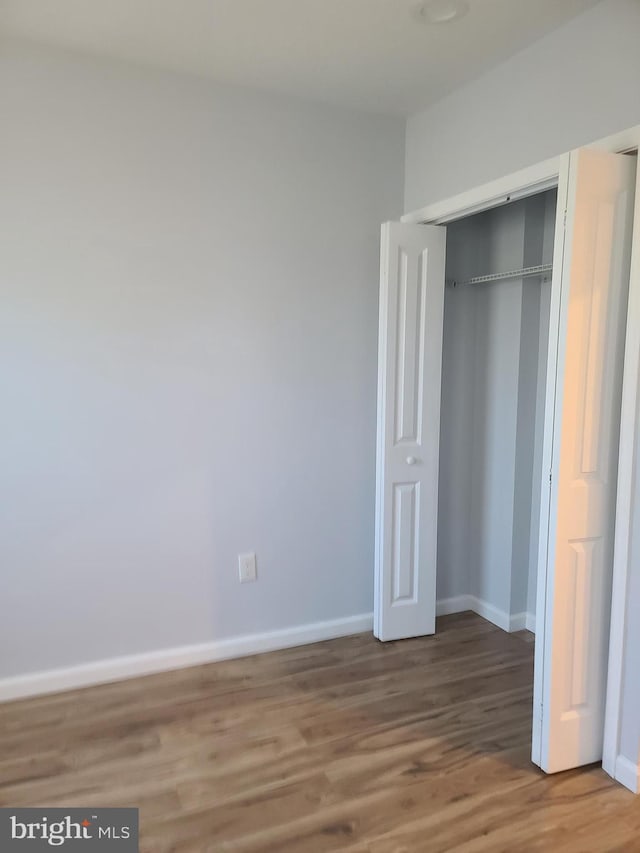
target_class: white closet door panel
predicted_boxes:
[374,222,446,641]
[538,148,636,772]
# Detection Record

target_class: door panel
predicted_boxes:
[535,148,636,772]
[374,222,446,641]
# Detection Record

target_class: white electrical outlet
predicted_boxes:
[238,552,257,583]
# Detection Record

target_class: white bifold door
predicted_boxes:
[532,149,636,772]
[374,148,636,776]
[374,222,446,642]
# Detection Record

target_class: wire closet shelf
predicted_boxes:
[447,263,553,288]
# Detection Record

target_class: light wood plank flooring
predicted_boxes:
[1,612,638,852]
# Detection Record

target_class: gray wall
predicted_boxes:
[527,192,557,616]
[469,205,525,617]
[619,370,640,770]
[437,219,483,602]
[0,40,405,678]
[511,196,545,617]
[405,0,640,211]
[439,195,554,621]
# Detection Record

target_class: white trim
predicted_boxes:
[508,611,528,633]
[531,152,572,768]
[468,596,511,632]
[373,225,389,640]
[614,755,640,794]
[435,595,535,635]
[0,595,540,705]
[603,163,640,782]
[0,613,373,703]
[435,595,473,616]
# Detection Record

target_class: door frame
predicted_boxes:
[400,124,640,792]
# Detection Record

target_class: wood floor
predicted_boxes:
[1,613,638,852]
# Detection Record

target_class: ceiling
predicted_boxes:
[0,0,601,115]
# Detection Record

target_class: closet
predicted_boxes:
[373,145,637,778]
[438,190,557,632]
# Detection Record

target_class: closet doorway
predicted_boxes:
[438,189,557,641]
[373,148,637,777]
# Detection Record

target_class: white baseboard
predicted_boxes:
[510,611,536,634]
[436,594,474,616]
[436,595,535,635]
[468,595,511,632]
[614,755,640,794]
[0,612,373,704]
[508,610,528,632]
[0,595,537,704]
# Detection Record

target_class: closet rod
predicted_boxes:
[448,263,553,288]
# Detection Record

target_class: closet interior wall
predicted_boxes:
[438,190,557,631]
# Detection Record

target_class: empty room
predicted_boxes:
[2,1,640,850]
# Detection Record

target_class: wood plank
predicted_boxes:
[1,614,637,852]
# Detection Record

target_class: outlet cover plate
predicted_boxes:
[238,552,257,583]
